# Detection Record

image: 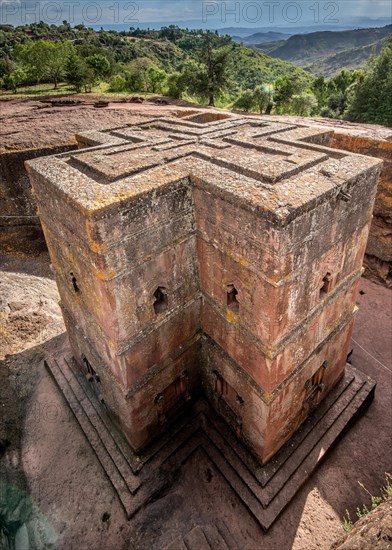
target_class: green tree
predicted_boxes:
[327,92,347,116]
[332,69,354,94]
[108,74,127,93]
[346,38,392,126]
[147,66,166,93]
[311,75,328,110]
[159,25,183,42]
[200,35,232,106]
[291,92,318,116]
[233,89,255,111]
[0,55,13,79]
[65,50,88,92]
[2,67,26,92]
[181,59,209,100]
[253,85,272,114]
[14,40,47,83]
[166,72,185,99]
[128,57,153,93]
[14,40,73,88]
[86,54,112,81]
[274,75,304,113]
[180,33,232,106]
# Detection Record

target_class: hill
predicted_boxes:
[229,45,310,89]
[218,20,391,38]
[0,23,311,93]
[233,31,291,45]
[255,25,392,74]
[305,37,389,77]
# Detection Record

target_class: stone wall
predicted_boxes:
[26,115,381,464]
[268,115,392,287]
[2,105,390,289]
[0,145,75,253]
[330,133,392,287]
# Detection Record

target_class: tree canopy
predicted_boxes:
[346,37,392,126]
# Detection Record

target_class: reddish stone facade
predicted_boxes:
[329,132,392,287]
[267,115,392,287]
[26,114,382,464]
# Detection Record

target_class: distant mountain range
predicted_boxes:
[93,17,391,35]
[253,25,391,76]
[231,31,291,45]
[218,19,391,38]
[304,38,389,77]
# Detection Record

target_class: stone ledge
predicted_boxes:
[44,344,375,532]
[27,117,382,223]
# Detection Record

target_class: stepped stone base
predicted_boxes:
[44,342,375,533]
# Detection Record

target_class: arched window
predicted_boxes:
[227,284,239,314]
[319,272,333,299]
[153,287,168,314]
[70,272,80,293]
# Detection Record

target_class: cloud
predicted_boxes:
[0,0,390,27]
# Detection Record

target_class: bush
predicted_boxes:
[291,92,318,116]
[166,72,184,99]
[320,107,338,119]
[1,67,27,92]
[346,37,392,126]
[327,92,346,115]
[233,89,255,111]
[108,74,127,93]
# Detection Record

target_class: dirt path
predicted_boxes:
[0,251,391,549]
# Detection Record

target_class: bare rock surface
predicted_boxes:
[0,97,203,151]
[331,496,392,550]
[0,252,64,360]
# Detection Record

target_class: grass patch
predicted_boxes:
[343,472,392,532]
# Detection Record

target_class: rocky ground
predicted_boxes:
[0,96,201,152]
[0,249,391,550]
[1,96,390,153]
[332,495,392,550]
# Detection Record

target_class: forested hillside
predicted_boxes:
[304,38,388,77]
[0,23,391,126]
[0,22,310,98]
[256,24,392,74]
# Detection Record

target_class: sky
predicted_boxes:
[0,0,391,30]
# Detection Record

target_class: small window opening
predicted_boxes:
[70,272,80,293]
[214,371,228,397]
[236,394,244,405]
[304,364,325,406]
[153,287,168,314]
[83,356,100,383]
[319,272,332,299]
[227,284,239,314]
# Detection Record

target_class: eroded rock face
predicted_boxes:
[0,100,187,254]
[2,104,391,287]
[26,114,382,464]
[0,145,75,253]
[267,115,392,287]
[330,133,392,288]
[331,497,392,550]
